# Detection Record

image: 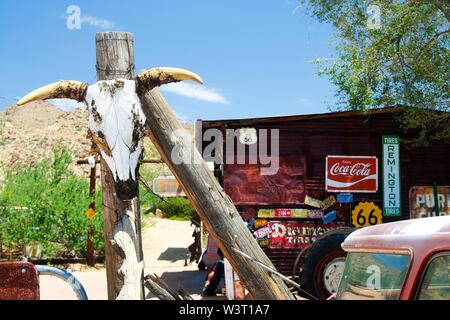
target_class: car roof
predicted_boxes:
[342,216,450,254]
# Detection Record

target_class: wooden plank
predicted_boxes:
[137,87,294,300]
[96,32,144,300]
[143,276,176,300]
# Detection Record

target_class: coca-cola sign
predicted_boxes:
[326,156,378,192]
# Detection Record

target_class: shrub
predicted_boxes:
[138,161,196,221]
[0,148,104,258]
[157,197,196,221]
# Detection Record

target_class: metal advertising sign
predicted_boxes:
[268,221,340,249]
[152,176,186,197]
[257,208,324,219]
[253,226,271,239]
[274,209,292,218]
[238,128,258,145]
[322,211,337,224]
[320,196,336,210]
[409,186,450,219]
[326,156,378,193]
[304,195,322,208]
[337,193,353,204]
[351,202,383,228]
[382,136,401,216]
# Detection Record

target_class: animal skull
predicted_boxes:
[17,68,203,198]
[86,79,145,182]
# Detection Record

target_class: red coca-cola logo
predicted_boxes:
[326,156,378,192]
[330,162,372,177]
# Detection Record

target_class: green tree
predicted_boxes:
[301,0,449,144]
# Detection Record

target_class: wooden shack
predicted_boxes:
[196,108,450,275]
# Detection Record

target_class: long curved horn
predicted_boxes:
[136,67,204,93]
[17,80,88,106]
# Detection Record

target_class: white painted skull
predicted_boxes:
[85,79,146,182]
[17,67,203,198]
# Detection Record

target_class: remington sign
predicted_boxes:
[382,136,401,217]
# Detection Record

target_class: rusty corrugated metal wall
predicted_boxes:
[200,109,450,274]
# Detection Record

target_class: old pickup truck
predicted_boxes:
[334,215,450,300]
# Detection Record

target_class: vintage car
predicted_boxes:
[335,215,450,300]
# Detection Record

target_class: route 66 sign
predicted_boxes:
[239,128,257,145]
[351,202,383,228]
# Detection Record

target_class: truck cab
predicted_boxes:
[335,216,450,300]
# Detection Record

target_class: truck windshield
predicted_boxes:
[336,252,410,300]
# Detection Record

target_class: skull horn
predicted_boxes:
[17,80,88,106]
[136,67,204,92]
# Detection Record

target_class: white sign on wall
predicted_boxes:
[382,136,401,216]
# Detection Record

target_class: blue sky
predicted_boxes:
[0,0,338,121]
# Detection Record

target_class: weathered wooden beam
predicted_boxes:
[86,145,97,267]
[96,32,144,300]
[138,88,294,300]
[149,273,182,300]
[143,276,176,300]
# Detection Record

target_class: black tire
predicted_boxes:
[292,245,311,283]
[299,228,354,300]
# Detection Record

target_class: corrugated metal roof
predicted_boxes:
[201,107,405,128]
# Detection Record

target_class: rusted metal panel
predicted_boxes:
[204,111,450,222]
[409,186,450,219]
[262,248,301,275]
[223,155,306,205]
[202,109,450,274]
[0,262,40,300]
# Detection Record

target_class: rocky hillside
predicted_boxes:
[0,102,92,179]
[0,101,190,182]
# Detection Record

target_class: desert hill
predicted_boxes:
[0,102,92,179]
[0,101,192,182]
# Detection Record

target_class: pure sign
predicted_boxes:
[326,156,378,193]
[409,186,450,218]
[382,136,401,216]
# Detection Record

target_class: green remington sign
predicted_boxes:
[382,135,401,216]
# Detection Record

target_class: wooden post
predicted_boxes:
[137,88,294,300]
[96,32,144,300]
[86,153,96,267]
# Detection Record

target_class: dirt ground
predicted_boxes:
[39,217,222,300]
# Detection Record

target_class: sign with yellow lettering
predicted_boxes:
[153,176,186,197]
[351,202,383,228]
